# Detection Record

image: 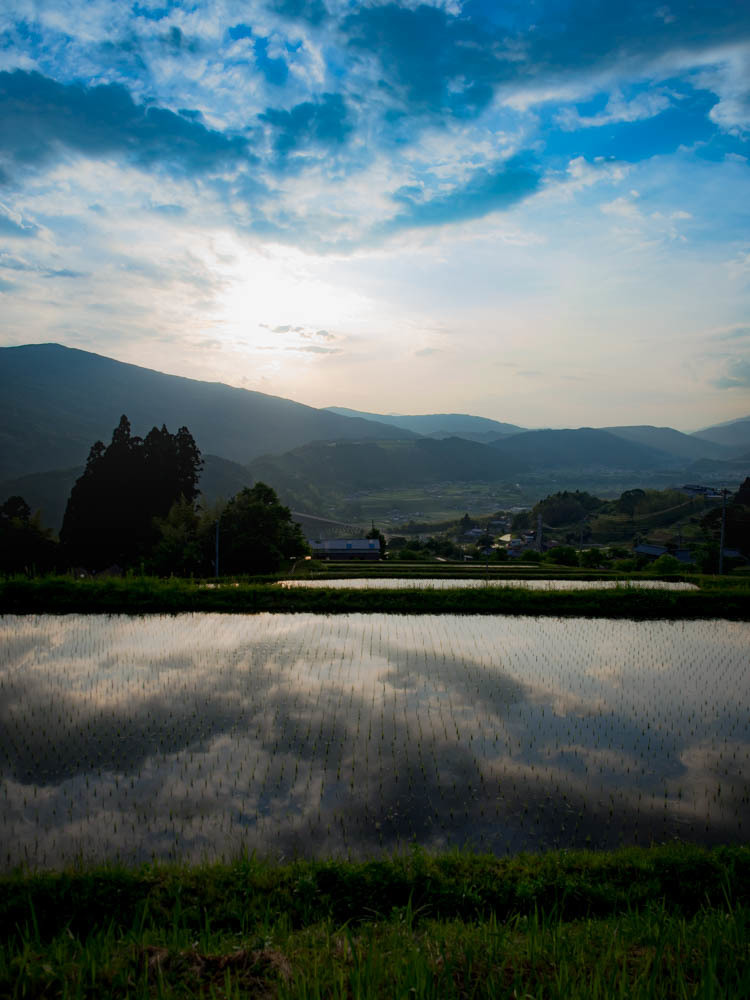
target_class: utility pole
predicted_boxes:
[215,512,222,579]
[718,488,728,575]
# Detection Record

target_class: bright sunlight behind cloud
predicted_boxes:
[1,0,749,427]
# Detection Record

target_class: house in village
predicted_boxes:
[309,538,382,560]
[634,543,693,563]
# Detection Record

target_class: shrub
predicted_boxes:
[649,554,685,574]
[544,545,578,566]
[612,558,638,572]
[579,548,602,569]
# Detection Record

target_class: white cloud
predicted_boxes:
[697,46,750,134]
[1,1,749,429]
[556,88,673,131]
[726,249,750,281]
[601,195,641,218]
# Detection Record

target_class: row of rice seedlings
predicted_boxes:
[279,578,699,590]
[0,613,748,867]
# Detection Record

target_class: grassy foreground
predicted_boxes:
[1,573,749,619]
[2,844,748,998]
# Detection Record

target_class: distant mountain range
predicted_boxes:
[0,343,415,481]
[489,428,675,469]
[325,406,747,461]
[1,343,748,530]
[602,425,739,462]
[247,437,530,512]
[325,407,524,440]
[692,418,750,450]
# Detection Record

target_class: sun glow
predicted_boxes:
[214,240,374,348]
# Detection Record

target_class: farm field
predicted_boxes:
[3,574,747,618]
[2,612,748,870]
[279,577,699,590]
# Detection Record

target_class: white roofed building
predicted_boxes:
[309,538,382,560]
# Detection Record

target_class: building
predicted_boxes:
[309,538,381,560]
[634,544,693,563]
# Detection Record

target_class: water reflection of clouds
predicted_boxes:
[0,614,748,868]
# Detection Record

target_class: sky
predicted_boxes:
[1,0,749,431]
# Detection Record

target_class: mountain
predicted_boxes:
[0,466,80,535]
[424,429,516,444]
[681,452,750,481]
[248,437,529,510]
[603,425,733,462]
[198,454,255,503]
[691,416,750,453]
[325,406,525,439]
[3,342,745,528]
[0,343,416,481]
[490,428,675,470]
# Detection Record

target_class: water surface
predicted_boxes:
[1,613,746,869]
[279,578,698,590]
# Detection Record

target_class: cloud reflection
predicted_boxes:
[0,613,747,868]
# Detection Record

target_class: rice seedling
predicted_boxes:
[0,612,748,869]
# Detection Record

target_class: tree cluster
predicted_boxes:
[54,416,308,576]
[151,484,308,576]
[387,535,463,561]
[60,416,203,570]
[533,491,604,527]
[700,478,750,563]
[0,496,56,575]
[218,483,308,575]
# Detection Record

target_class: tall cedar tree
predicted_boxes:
[60,416,202,569]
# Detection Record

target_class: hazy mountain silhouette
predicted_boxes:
[325,406,524,438]
[0,343,416,481]
[248,437,529,510]
[603,425,733,462]
[490,428,674,470]
[2,343,747,531]
[691,417,750,453]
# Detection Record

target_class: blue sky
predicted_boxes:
[1,0,749,429]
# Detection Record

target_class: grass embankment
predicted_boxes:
[1,573,749,619]
[2,844,748,998]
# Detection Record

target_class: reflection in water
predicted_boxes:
[0,613,747,869]
[279,578,699,590]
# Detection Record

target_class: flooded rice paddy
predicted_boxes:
[279,578,699,590]
[1,613,747,869]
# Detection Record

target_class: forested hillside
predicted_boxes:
[0,344,414,480]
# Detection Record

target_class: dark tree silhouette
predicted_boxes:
[618,488,646,518]
[1,495,31,522]
[366,523,386,553]
[60,415,202,570]
[700,480,750,559]
[0,495,56,574]
[219,482,308,575]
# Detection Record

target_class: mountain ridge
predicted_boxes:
[0,343,416,481]
[490,428,677,470]
[325,406,525,438]
[2,343,748,530]
[603,425,734,462]
[691,417,750,451]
